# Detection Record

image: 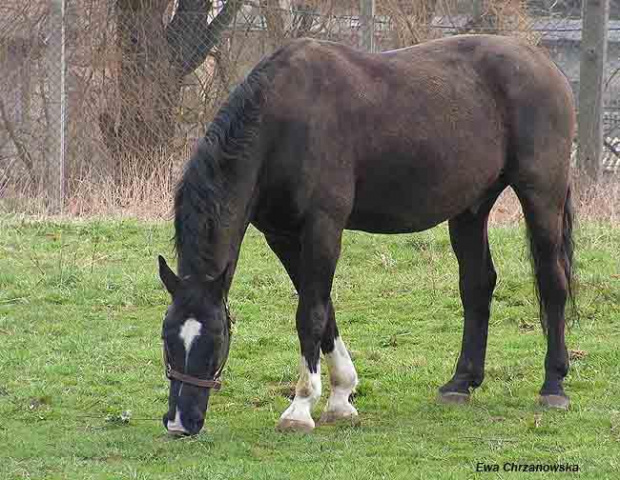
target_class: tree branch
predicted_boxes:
[292,4,316,38]
[261,0,286,48]
[604,65,620,92]
[604,138,620,160]
[166,0,243,78]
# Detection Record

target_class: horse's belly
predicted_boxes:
[346,171,500,234]
[346,203,452,233]
[345,210,443,233]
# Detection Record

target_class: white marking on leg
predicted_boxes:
[166,408,188,435]
[179,318,201,364]
[279,356,321,428]
[323,336,358,420]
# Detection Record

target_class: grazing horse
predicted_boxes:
[158,34,576,436]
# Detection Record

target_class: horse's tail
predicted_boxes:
[561,184,577,326]
[527,184,577,334]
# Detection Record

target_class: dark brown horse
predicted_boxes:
[158,34,576,435]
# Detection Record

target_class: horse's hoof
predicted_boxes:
[437,391,470,405]
[319,410,360,426]
[276,418,315,433]
[539,394,570,410]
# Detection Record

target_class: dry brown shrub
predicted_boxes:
[3,166,618,224]
[572,174,620,224]
[380,0,541,49]
[489,177,620,226]
[379,0,443,47]
[1,147,183,220]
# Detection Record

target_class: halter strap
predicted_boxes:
[166,364,223,390]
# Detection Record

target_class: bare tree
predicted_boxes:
[99,0,242,176]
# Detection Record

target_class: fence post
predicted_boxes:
[359,0,375,53]
[46,0,67,213]
[578,0,610,182]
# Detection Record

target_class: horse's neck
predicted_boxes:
[178,158,259,282]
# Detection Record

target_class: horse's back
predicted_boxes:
[256,35,575,234]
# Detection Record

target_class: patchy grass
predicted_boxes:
[0,216,619,479]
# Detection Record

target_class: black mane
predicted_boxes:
[173,57,274,277]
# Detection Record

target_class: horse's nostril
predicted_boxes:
[188,420,205,435]
[184,417,204,435]
[165,402,206,435]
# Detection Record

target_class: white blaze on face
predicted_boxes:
[170,317,202,424]
[324,336,358,418]
[164,319,202,435]
[179,318,202,364]
[279,356,322,427]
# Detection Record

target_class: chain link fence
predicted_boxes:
[1,0,619,213]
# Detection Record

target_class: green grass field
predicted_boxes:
[1,216,619,479]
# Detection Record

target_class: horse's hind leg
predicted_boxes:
[265,229,358,432]
[438,193,501,404]
[513,185,572,409]
[318,305,359,425]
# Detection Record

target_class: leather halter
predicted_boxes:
[163,300,232,391]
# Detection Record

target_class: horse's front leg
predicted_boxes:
[276,214,345,432]
[276,305,359,431]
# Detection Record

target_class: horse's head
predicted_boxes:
[158,255,231,436]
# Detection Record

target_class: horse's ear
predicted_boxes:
[158,255,179,295]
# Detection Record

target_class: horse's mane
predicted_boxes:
[173,56,275,277]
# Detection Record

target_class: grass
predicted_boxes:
[0,215,619,479]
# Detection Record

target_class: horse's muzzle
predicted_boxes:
[163,406,206,436]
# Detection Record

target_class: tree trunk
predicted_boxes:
[100,0,242,179]
[578,0,610,181]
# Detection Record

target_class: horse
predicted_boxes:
[158,34,576,436]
